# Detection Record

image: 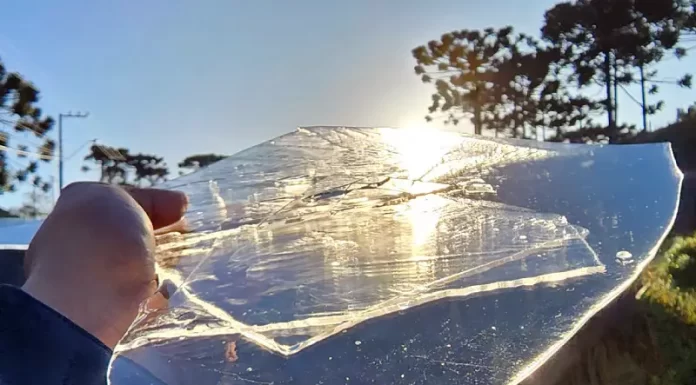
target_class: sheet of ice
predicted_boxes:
[111,127,681,385]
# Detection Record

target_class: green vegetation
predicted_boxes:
[81,144,169,187]
[413,0,696,143]
[0,57,55,194]
[636,234,696,384]
[178,153,228,175]
[641,234,696,326]
[413,7,696,379]
[0,208,17,218]
[80,144,228,187]
[543,234,696,385]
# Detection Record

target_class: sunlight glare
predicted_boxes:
[379,127,462,180]
[405,195,449,249]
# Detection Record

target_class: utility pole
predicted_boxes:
[49,175,56,205]
[58,111,89,191]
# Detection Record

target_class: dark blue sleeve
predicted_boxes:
[0,284,111,385]
[0,284,171,385]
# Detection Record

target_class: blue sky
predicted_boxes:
[1,0,695,209]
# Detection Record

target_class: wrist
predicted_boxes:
[22,275,132,349]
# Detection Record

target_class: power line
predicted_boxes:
[0,130,47,149]
[65,139,97,161]
[647,78,683,84]
[58,111,89,190]
[618,83,644,108]
[5,155,28,171]
[0,143,53,160]
[661,45,696,62]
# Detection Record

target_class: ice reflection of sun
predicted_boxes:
[405,195,449,249]
[380,126,458,254]
[379,127,462,180]
[392,195,451,287]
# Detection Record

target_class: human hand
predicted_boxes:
[22,182,188,349]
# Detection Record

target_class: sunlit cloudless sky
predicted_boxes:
[1,0,694,209]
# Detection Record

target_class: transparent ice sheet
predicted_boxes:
[111,127,681,385]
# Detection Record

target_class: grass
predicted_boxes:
[637,233,696,384]
[641,235,696,325]
[543,232,696,385]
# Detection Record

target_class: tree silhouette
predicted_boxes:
[413,27,598,139]
[83,144,129,184]
[0,58,55,194]
[542,0,695,137]
[481,33,543,138]
[612,0,694,131]
[178,153,227,174]
[127,153,169,186]
[542,0,635,134]
[677,102,696,121]
[492,38,598,140]
[16,177,52,218]
[629,8,693,132]
[413,27,517,135]
[0,207,16,218]
[83,144,169,187]
[414,0,695,142]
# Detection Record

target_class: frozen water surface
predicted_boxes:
[108,127,681,385]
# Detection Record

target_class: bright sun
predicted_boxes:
[379,126,462,181]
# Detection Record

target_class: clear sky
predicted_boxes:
[1,0,695,210]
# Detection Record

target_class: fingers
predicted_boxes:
[154,217,189,236]
[144,291,169,313]
[124,187,189,230]
[60,182,189,230]
[143,279,175,313]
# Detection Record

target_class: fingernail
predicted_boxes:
[159,279,176,300]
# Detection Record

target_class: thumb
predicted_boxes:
[142,278,176,313]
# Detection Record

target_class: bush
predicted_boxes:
[638,233,696,384]
[641,234,696,325]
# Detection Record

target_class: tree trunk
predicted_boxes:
[613,59,619,124]
[604,51,615,132]
[512,99,519,139]
[640,64,648,132]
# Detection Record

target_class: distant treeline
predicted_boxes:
[413,0,696,143]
